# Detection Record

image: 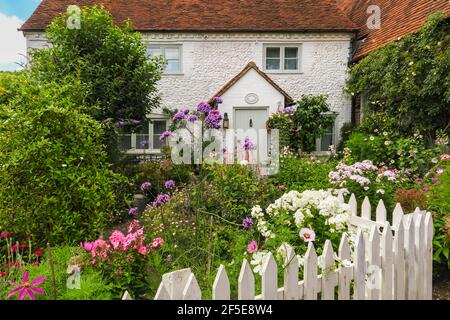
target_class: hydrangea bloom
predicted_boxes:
[205,110,223,129]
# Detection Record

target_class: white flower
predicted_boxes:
[297,255,304,266]
[369,136,375,141]
[376,189,385,195]
[62,164,67,168]
[250,251,268,275]
[341,259,353,268]
[432,158,438,164]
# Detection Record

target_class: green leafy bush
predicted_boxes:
[346,12,450,139]
[269,155,337,192]
[0,81,129,245]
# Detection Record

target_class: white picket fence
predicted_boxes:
[123,194,433,300]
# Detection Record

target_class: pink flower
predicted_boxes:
[278,184,286,190]
[436,168,444,175]
[0,232,10,239]
[151,237,164,249]
[247,240,258,253]
[81,242,94,251]
[440,154,450,161]
[109,231,125,250]
[299,228,316,242]
[128,220,141,233]
[7,271,45,300]
[137,245,149,255]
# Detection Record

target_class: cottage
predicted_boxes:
[20,0,450,155]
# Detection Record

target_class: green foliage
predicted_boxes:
[426,161,450,268]
[0,72,28,107]
[345,129,439,175]
[30,6,165,123]
[346,13,450,139]
[269,155,336,192]
[266,95,334,153]
[134,159,193,199]
[201,164,281,221]
[337,122,356,151]
[0,80,130,245]
[26,246,113,300]
[291,95,335,152]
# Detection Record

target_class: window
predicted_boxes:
[119,119,168,153]
[264,45,301,72]
[147,45,182,74]
[316,121,336,152]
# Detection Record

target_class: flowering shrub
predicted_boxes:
[328,160,409,210]
[79,220,164,298]
[247,190,352,276]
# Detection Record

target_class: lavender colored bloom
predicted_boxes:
[243,137,256,150]
[242,217,253,230]
[130,119,141,125]
[205,110,223,129]
[114,121,127,128]
[197,102,211,113]
[140,140,149,148]
[213,96,223,104]
[152,193,171,208]
[281,106,295,115]
[160,131,174,141]
[187,114,198,122]
[128,207,138,216]
[140,182,152,191]
[172,111,186,121]
[182,108,190,115]
[164,179,175,189]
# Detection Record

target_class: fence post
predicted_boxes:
[394,218,405,299]
[404,216,417,299]
[304,242,318,300]
[424,212,433,300]
[262,252,278,300]
[213,265,230,300]
[414,213,425,299]
[376,200,387,223]
[238,259,255,300]
[381,223,393,300]
[338,233,352,300]
[284,245,300,300]
[321,240,337,300]
[182,273,202,300]
[354,229,366,300]
[361,196,371,220]
[367,225,380,300]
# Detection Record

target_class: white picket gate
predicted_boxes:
[123,194,434,300]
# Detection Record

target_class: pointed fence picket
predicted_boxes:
[123,195,433,301]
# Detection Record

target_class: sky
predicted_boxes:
[0,0,42,71]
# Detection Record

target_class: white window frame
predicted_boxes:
[126,117,169,154]
[147,45,183,75]
[263,44,302,74]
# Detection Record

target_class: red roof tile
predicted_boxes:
[20,0,358,32]
[332,0,450,58]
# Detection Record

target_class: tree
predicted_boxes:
[30,6,165,161]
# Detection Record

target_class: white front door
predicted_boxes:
[234,108,269,162]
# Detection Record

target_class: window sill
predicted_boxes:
[264,71,303,75]
[162,73,184,76]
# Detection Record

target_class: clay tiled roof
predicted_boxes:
[331,0,450,58]
[20,0,358,32]
[210,62,294,104]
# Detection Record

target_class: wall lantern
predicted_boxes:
[223,113,229,129]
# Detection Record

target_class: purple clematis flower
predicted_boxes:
[7,271,45,300]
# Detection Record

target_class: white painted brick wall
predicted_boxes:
[24,31,354,141]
